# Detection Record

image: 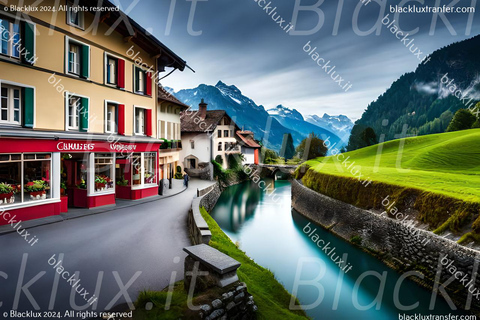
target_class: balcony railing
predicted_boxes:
[160,139,182,151]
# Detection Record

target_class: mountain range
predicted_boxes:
[172,81,353,153]
[347,34,480,151]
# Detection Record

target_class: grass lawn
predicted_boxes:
[200,207,309,320]
[304,129,480,203]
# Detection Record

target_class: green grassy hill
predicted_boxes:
[305,129,480,202]
[298,129,480,243]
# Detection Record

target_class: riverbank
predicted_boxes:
[291,179,480,315]
[200,207,308,319]
[298,130,480,245]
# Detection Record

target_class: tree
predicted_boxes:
[361,127,377,147]
[261,147,278,164]
[279,133,295,160]
[446,109,476,132]
[296,132,328,160]
[471,102,480,129]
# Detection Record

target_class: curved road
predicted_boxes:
[0,179,213,319]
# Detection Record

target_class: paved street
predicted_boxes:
[0,179,214,319]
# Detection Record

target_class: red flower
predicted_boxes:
[27,182,35,186]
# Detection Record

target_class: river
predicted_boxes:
[209,179,466,320]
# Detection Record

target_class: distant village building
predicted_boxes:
[236,131,260,165]
[157,86,189,180]
[180,99,259,177]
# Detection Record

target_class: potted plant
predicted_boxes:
[103,176,113,189]
[24,180,47,200]
[116,178,129,186]
[0,182,15,204]
[144,173,154,184]
[77,178,87,189]
[60,181,67,195]
[95,175,107,191]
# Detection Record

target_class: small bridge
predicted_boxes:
[256,164,298,180]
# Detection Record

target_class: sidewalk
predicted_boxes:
[0,178,193,235]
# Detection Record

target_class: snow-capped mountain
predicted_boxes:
[267,105,353,143]
[305,113,354,139]
[267,105,304,122]
[173,81,342,152]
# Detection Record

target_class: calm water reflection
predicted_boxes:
[210,180,466,320]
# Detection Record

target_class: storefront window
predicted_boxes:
[131,154,142,186]
[0,154,51,206]
[94,154,114,193]
[144,153,156,184]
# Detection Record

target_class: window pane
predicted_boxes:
[11,23,20,58]
[144,153,156,184]
[107,59,116,84]
[0,161,21,205]
[69,44,79,74]
[69,96,80,129]
[1,88,8,121]
[94,154,114,192]
[132,154,141,186]
[24,160,51,202]
[0,20,9,55]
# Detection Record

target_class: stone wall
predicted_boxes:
[188,182,222,245]
[194,282,257,320]
[200,183,222,213]
[291,179,480,313]
[186,182,259,319]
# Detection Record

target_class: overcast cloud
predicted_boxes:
[122,0,480,119]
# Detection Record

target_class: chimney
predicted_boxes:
[198,99,207,120]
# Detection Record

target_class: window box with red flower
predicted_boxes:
[24,180,48,200]
[0,183,15,205]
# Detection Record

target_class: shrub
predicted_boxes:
[212,160,229,182]
[214,155,223,166]
[227,153,242,170]
[350,235,362,246]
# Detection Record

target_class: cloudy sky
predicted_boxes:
[122,0,480,120]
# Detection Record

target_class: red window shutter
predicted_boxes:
[117,59,125,89]
[146,72,152,96]
[118,104,125,135]
[146,109,152,136]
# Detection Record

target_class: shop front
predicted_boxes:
[0,138,160,225]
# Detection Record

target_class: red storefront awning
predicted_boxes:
[0,138,161,153]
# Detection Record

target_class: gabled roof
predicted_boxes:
[236,131,261,148]
[82,0,187,71]
[158,86,189,110]
[180,110,226,133]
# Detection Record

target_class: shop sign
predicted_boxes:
[57,142,95,151]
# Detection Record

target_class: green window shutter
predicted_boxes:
[81,45,89,78]
[21,22,35,64]
[79,97,89,132]
[22,87,34,127]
